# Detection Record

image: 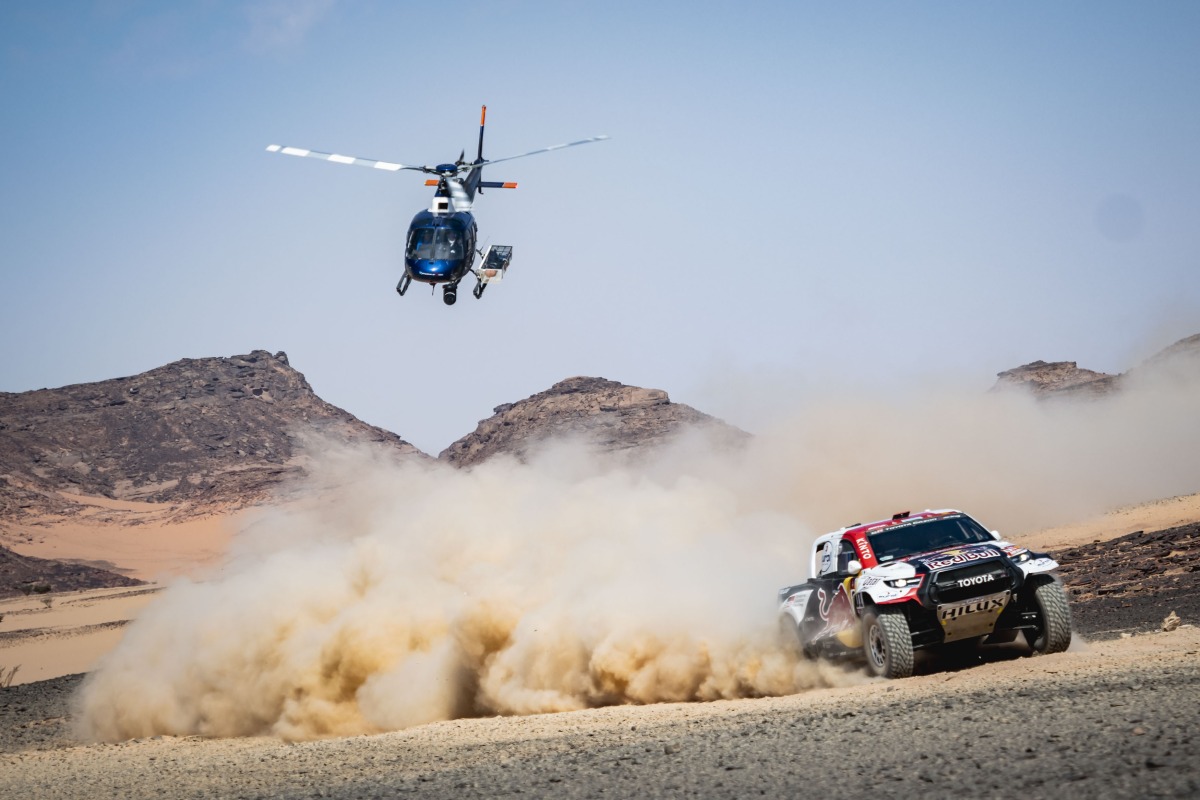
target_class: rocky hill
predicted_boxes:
[993,333,1200,398]
[0,350,425,522]
[439,376,749,468]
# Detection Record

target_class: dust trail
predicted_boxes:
[736,363,1200,536]
[76,365,1200,741]
[76,435,852,741]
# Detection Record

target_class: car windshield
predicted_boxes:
[868,516,994,562]
[407,228,464,260]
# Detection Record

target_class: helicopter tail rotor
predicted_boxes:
[477,105,487,163]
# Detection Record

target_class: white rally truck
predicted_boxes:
[778,509,1072,678]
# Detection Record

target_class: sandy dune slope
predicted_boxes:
[1019,492,1200,551]
[1,494,242,582]
[0,586,161,685]
[0,494,237,686]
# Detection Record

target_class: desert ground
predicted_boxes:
[2,494,1198,799]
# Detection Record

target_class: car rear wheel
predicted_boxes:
[1024,580,1072,654]
[863,607,914,679]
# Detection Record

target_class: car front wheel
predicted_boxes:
[863,607,914,679]
[1024,580,1073,655]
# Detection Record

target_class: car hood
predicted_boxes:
[901,543,1006,571]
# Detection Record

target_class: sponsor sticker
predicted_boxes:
[956,572,999,589]
[1021,557,1058,573]
[853,535,872,561]
[925,547,1001,571]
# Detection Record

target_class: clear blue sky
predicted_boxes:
[3,1,1198,454]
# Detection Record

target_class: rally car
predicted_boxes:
[778,509,1072,678]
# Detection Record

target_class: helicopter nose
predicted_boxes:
[412,258,461,277]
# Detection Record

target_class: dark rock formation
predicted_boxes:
[0,350,426,520]
[0,544,144,599]
[1053,522,1200,638]
[439,376,749,468]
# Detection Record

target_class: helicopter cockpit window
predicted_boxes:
[407,228,464,260]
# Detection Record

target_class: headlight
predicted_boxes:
[1014,551,1032,563]
[884,577,921,588]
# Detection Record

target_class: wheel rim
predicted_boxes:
[868,622,887,670]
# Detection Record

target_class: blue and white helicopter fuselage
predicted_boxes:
[267,107,605,305]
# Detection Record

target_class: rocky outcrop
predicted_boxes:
[992,361,1119,398]
[0,350,426,520]
[993,333,1200,399]
[439,376,749,468]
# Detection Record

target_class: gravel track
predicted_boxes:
[3,627,1198,799]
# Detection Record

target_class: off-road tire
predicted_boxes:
[1025,580,1072,655]
[863,607,914,679]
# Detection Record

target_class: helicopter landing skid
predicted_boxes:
[396,274,412,296]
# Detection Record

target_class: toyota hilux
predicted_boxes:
[778,509,1072,678]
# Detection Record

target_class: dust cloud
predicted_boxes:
[75,434,856,742]
[76,367,1200,741]
[732,363,1200,536]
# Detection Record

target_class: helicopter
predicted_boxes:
[267,106,607,305]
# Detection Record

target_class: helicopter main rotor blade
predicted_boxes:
[474,135,610,168]
[265,144,426,173]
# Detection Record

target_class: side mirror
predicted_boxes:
[847,560,862,575]
[990,530,1001,541]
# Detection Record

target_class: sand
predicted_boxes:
[0,494,238,686]
[1,496,244,581]
[1,489,1199,797]
[1,489,1197,689]
[0,586,160,685]
[1017,491,1200,551]
[3,626,1198,798]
